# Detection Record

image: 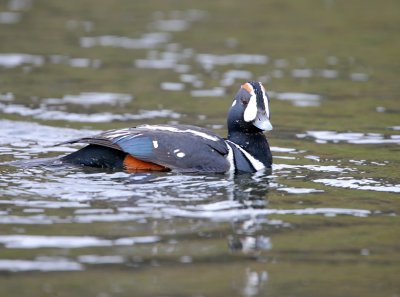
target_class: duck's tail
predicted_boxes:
[6,156,64,168]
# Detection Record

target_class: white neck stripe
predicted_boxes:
[226,140,265,171]
[226,144,235,175]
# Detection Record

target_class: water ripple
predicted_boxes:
[80,33,171,49]
[297,130,400,144]
[0,104,181,122]
[314,178,400,193]
[0,258,83,272]
[0,235,160,249]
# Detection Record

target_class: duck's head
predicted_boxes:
[227,81,273,134]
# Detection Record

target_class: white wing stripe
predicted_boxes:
[138,125,220,142]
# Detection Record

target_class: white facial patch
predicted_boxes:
[243,93,258,122]
[226,140,265,171]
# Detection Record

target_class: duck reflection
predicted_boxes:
[228,170,274,255]
[230,169,272,208]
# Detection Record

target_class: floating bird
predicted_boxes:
[55,81,273,174]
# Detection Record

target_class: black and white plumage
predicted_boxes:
[57,81,273,174]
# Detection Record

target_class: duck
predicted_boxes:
[55,81,273,174]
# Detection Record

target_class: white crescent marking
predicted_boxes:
[243,93,258,122]
[226,144,235,174]
[226,140,265,171]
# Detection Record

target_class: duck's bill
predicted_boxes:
[252,112,273,131]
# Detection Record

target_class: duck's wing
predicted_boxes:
[57,124,230,173]
[55,132,122,150]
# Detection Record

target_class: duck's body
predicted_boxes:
[55,81,273,174]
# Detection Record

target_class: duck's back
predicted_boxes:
[59,124,231,173]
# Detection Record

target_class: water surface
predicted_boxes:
[0,1,399,296]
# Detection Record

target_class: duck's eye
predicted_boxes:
[241,97,249,105]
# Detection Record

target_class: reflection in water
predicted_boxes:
[0,53,44,68]
[243,269,269,297]
[229,236,272,255]
[0,53,101,69]
[0,12,21,24]
[80,33,171,49]
[0,258,83,272]
[269,91,322,107]
[160,82,185,91]
[42,92,132,106]
[196,53,268,68]
[350,72,369,81]
[0,234,160,248]
[190,87,226,97]
[232,172,271,209]
[291,68,313,78]
[0,104,181,122]
[314,177,400,193]
[297,130,400,144]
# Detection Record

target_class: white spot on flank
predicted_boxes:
[139,125,220,142]
[173,149,186,158]
[152,140,159,148]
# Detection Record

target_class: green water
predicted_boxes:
[0,0,399,296]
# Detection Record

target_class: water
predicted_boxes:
[0,1,399,296]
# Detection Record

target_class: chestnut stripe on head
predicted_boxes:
[241,82,254,94]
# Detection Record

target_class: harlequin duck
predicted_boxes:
[57,81,273,174]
